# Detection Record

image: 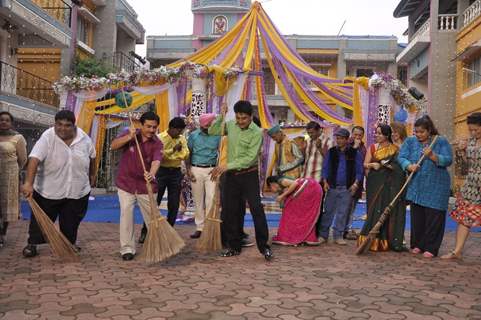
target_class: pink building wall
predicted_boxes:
[192,13,204,50]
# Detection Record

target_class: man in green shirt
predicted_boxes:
[210,100,272,260]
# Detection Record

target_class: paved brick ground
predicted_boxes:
[1,221,481,320]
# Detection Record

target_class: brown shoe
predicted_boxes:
[345,230,358,240]
[190,231,202,239]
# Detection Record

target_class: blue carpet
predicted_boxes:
[20,195,468,232]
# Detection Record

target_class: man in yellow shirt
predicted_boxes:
[139,117,189,240]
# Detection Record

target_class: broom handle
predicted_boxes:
[369,135,439,235]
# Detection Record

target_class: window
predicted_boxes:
[356,68,374,77]
[466,57,481,88]
[77,17,91,46]
[314,66,330,76]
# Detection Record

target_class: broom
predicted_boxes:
[120,90,185,263]
[356,135,439,255]
[197,112,227,252]
[27,197,80,262]
[197,185,223,252]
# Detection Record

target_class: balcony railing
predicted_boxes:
[438,14,458,31]
[0,60,59,108]
[106,52,142,73]
[463,0,481,28]
[32,0,72,27]
[410,18,430,41]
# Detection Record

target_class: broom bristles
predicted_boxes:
[140,216,185,263]
[27,198,79,262]
[197,187,222,252]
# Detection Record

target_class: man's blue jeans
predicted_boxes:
[319,186,353,240]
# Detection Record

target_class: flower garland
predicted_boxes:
[53,61,243,93]
[368,73,427,113]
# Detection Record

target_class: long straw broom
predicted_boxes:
[120,90,185,263]
[197,114,226,252]
[27,198,79,262]
[356,135,439,255]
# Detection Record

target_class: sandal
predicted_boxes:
[440,251,461,260]
[411,247,422,254]
[22,244,38,258]
[423,251,434,258]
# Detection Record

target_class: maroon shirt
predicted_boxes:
[115,130,163,194]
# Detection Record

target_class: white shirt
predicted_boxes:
[30,127,96,200]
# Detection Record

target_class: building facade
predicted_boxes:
[393,0,474,139]
[147,0,401,124]
[455,0,481,138]
[0,0,145,149]
[0,0,71,146]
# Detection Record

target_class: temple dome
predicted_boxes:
[191,0,251,13]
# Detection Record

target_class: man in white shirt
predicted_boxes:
[21,110,96,258]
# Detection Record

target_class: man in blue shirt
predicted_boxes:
[319,128,364,245]
[186,113,221,239]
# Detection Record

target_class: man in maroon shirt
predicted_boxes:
[111,112,163,261]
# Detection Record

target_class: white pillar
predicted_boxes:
[191,77,207,123]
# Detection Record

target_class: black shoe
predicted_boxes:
[22,244,38,258]
[263,248,273,261]
[241,232,249,240]
[220,249,241,257]
[241,239,255,247]
[122,253,134,261]
[190,231,202,239]
[138,229,147,244]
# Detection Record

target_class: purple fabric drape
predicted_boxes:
[366,87,379,146]
[65,91,77,112]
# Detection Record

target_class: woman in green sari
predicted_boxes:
[358,124,407,252]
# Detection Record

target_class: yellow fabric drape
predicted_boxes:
[156,90,170,132]
[284,66,351,125]
[353,81,363,127]
[94,116,106,177]
[168,10,253,67]
[94,91,142,108]
[261,35,309,123]
[95,94,155,115]
[77,100,97,134]
[253,32,270,128]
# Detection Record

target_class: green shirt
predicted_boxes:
[208,116,263,170]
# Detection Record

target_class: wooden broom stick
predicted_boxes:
[356,135,439,255]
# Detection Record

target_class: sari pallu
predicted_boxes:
[358,144,406,252]
[272,178,322,245]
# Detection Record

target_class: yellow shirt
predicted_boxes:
[158,131,189,168]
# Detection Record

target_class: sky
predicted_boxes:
[127,0,408,58]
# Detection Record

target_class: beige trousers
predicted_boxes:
[118,188,155,255]
[190,166,217,231]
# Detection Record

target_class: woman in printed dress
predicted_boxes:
[442,112,481,259]
[398,115,453,258]
[266,176,323,246]
[0,112,27,247]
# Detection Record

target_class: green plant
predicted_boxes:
[74,57,113,77]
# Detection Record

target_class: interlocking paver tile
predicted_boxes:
[1,221,481,320]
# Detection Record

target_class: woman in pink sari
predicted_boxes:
[267,176,323,246]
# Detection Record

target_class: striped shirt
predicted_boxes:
[303,135,331,182]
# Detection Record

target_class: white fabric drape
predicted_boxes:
[132,83,170,95]
[168,83,178,117]
[73,88,109,101]
[225,73,247,121]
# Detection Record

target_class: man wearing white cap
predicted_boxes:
[186,113,221,239]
